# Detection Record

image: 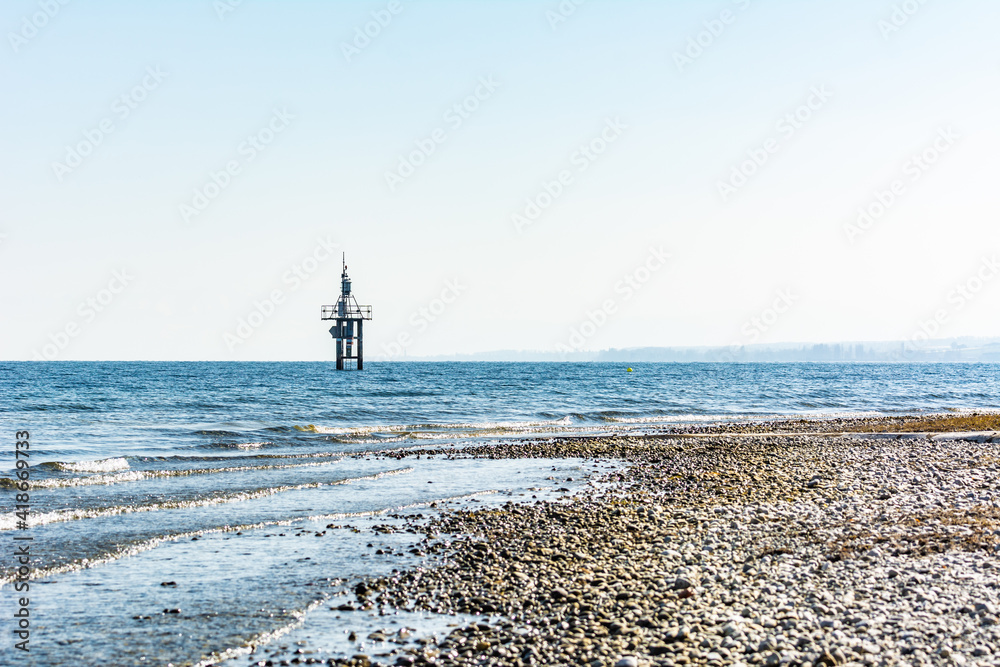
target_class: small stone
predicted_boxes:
[614,657,638,667]
[757,639,777,653]
[664,626,689,643]
[860,641,880,655]
[815,652,837,666]
[672,577,693,590]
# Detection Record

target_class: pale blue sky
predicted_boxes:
[2,0,998,360]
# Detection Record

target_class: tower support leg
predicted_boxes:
[358,320,364,370]
[336,336,344,371]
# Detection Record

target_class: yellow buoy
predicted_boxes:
[626,367,633,372]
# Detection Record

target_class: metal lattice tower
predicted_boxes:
[320,255,372,370]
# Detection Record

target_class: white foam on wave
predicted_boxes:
[57,457,130,473]
[414,417,576,430]
[0,467,414,531]
[297,424,380,435]
[300,416,581,439]
[297,411,923,439]
[30,470,156,488]
[203,441,275,449]
[602,414,732,424]
[13,458,346,490]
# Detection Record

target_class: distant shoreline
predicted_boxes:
[392,337,1000,363]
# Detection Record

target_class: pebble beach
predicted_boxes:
[280,416,1000,667]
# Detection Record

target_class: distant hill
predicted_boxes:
[399,337,1000,362]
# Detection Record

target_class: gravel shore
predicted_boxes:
[281,423,1000,667]
[653,412,1000,436]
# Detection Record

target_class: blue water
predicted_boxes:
[0,361,998,665]
[3,362,999,468]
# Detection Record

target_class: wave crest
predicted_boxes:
[50,457,130,473]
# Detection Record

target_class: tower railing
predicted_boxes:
[320,304,372,320]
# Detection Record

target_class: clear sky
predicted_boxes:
[2,0,998,361]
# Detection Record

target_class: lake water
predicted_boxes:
[1,361,998,665]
